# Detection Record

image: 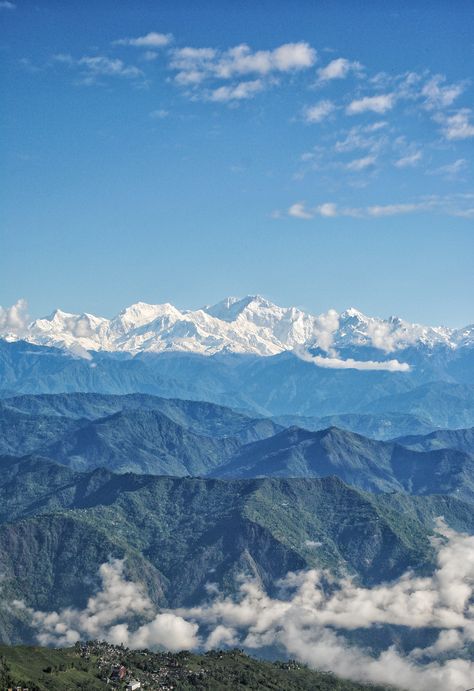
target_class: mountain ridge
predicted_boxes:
[3,295,473,356]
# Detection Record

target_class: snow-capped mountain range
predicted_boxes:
[2,296,473,356]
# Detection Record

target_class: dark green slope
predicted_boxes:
[2,392,281,441]
[44,408,240,474]
[214,427,397,491]
[0,406,77,457]
[0,394,282,475]
[0,644,391,690]
[214,425,474,501]
[1,457,474,646]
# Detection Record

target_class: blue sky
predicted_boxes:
[2,0,474,326]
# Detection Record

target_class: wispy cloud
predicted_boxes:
[114,32,173,48]
[281,195,474,221]
[303,100,335,123]
[345,155,376,171]
[432,158,467,179]
[52,53,144,85]
[422,74,465,110]
[317,57,362,82]
[149,109,169,119]
[436,109,474,140]
[0,0,15,9]
[394,151,422,168]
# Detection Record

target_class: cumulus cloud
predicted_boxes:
[173,522,474,691]
[114,32,173,48]
[288,202,314,220]
[291,309,411,371]
[208,79,264,102]
[365,320,420,353]
[0,299,29,336]
[312,309,340,352]
[22,559,198,651]
[169,41,316,98]
[303,100,335,123]
[24,524,474,691]
[347,94,395,115]
[317,57,362,82]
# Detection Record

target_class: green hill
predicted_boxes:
[0,642,392,690]
[1,456,474,645]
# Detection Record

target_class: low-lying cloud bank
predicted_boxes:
[13,521,474,690]
[294,345,411,372]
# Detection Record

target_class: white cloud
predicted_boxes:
[433,159,467,178]
[317,57,362,82]
[170,42,316,98]
[271,42,317,71]
[0,0,15,8]
[303,100,335,123]
[295,348,410,372]
[366,321,419,353]
[77,56,143,80]
[437,109,474,140]
[288,202,313,219]
[0,299,29,336]
[346,155,376,171]
[367,203,422,217]
[23,559,198,651]
[334,123,388,154]
[208,79,264,102]
[282,198,465,221]
[114,32,173,48]
[395,151,422,168]
[312,309,340,352]
[285,201,412,220]
[143,50,159,62]
[54,54,144,83]
[453,208,474,219]
[422,75,464,110]
[317,202,338,217]
[24,525,474,690]
[347,94,395,115]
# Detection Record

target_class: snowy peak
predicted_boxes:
[203,295,271,322]
[2,296,473,356]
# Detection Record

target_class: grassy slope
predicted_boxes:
[0,644,392,690]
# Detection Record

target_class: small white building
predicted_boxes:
[126,681,141,691]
